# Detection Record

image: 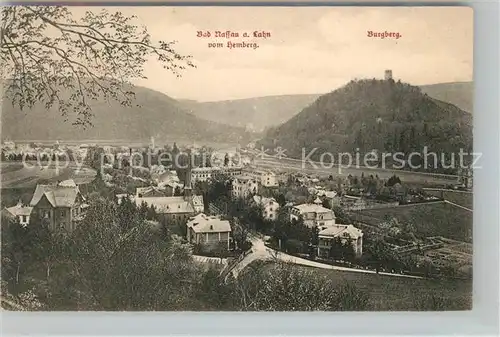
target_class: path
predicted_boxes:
[444,199,473,212]
[229,235,422,279]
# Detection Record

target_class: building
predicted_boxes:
[133,195,204,222]
[289,199,336,228]
[191,166,242,183]
[317,224,363,258]
[29,180,87,232]
[186,213,232,251]
[135,186,168,198]
[3,201,33,227]
[232,175,258,199]
[385,69,393,80]
[128,165,204,222]
[457,167,473,189]
[243,167,279,188]
[317,190,340,207]
[253,195,279,221]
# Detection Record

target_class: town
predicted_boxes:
[0,5,475,314]
[1,135,473,311]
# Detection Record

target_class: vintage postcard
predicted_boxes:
[1,5,473,311]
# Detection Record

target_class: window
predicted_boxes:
[60,210,66,217]
[21,215,27,223]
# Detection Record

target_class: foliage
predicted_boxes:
[328,237,355,262]
[232,262,369,311]
[1,6,194,126]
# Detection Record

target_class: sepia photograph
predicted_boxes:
[0,5,474,312]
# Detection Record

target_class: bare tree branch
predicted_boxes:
[1,6,195,127]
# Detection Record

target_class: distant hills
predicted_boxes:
[1,84,253,145]
[179,94,320,132]
[420,82,473,113]
[257,79,473,164]
[182,81,473,131]
[1,80,473,147]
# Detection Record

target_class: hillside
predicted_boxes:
[420,82,473,113]
[258,79,473,167]
[1,84,252,144]
[180,82,472,131]
[180,94,320,132]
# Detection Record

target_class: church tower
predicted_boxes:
[183,153,193,199]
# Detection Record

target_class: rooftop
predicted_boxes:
[293,203,335,215]
[253,195,277,207]
[30,181,83,208]
[5,203,33,217]
[319,224,363,239]
[133,195,203,214]
[187,213,231,233]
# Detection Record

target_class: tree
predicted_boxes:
[233,261,369,311]
[1,6,194,126]
[329,237,344,260]
[1,215,31,287]
[146,205,158,221]
[366,237,394,274]
[174,186,183,196]
[276,193,286,207]
[138,201,149,221]
[321,198,330,209]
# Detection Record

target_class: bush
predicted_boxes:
[285,239,306,254]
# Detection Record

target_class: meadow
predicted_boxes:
[353,202,472,243]
[1,161,96,189]
[288,264,472,311]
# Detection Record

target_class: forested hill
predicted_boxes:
[1,84,253,144]
[258,79,473,163]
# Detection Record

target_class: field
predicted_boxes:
[353,202,473,243]
[286,264,472,311]
[424,237,472,275]
[425,189,473,210]
[1,161,96,189]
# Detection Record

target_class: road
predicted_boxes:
[253,157,459,185]
[229,234,422,279]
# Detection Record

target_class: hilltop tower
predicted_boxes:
[384,69,393,80]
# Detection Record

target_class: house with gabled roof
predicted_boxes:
[253,195,279,221]
[124,166,204,223]
[29,179,88,232]
[317,224,363,258]
[289,198,336,228]
[2,200,33,227]
[186,213,232,251]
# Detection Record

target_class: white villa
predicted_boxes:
[232,175,258,199]
[289,198,336,228]
[191,166,242,183]
[253,195,279,221]
[3,201,33,227]
[317,224,364,258]
[186,213,232,251]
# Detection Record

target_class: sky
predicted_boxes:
[73,6,473,102]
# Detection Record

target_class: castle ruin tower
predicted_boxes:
[384,69,393,80]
